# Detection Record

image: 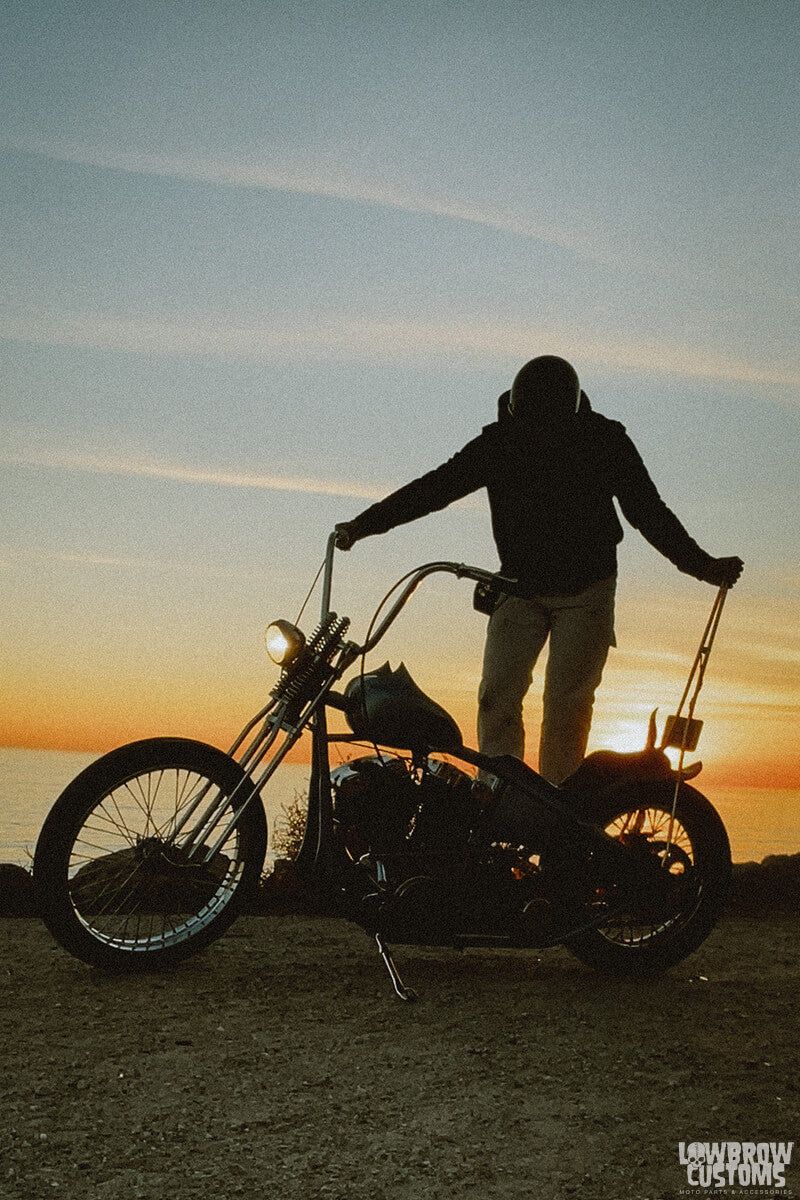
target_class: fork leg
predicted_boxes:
[374,933,417,1002]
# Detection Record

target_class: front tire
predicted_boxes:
[562,782,731,977]
[34,738,267,970]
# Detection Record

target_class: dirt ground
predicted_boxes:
[2,913,798,1200]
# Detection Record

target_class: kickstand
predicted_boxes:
[374,933,418,1002]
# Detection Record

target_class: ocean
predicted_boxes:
[0,746,312,868]
[1,746,798,868]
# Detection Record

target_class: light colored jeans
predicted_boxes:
[477,575,617,785]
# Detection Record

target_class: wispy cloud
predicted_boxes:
[3,138,799,389]
[4,136,600,260]
[2,308,798,390]
[0,446,387,500]
[0,543,283,581]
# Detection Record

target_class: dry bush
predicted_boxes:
[271,791,308,860]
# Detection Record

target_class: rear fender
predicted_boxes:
[563,705,701,798]
[563,747,701,803]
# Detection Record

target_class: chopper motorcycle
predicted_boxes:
[34,532,731,999]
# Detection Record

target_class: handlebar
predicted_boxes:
[359,561,516,655]
[321,530,338,618]
[454,563,518,588]
[322,531,517,656]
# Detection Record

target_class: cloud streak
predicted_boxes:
[3,138,799,390]
[0,544,289,581]
[0,446,386,501]
[4,136,599,260]
[2,309,798,390]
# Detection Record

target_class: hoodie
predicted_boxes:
[347,393,715,596]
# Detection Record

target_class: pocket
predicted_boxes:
[565,575,617,647]
[490,594,547,632]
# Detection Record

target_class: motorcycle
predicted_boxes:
[34,532,731,999]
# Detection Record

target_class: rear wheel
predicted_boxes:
[34,738,267,970]
[561,782,730,976]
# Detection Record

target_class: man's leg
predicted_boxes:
[538,575,617,785]
[477,595,550,759]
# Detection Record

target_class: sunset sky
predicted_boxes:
[2,1,798,794]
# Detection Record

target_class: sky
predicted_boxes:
[1,0,799,794]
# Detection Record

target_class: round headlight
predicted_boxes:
[265,620,306,666]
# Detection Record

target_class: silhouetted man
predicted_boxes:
[335,356,743,784]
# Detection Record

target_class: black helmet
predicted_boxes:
[508,355,581,424]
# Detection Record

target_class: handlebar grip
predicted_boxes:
[455,563,517,589]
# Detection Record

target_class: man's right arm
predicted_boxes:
[335,432,489,550]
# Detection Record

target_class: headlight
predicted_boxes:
[265,620,306,666]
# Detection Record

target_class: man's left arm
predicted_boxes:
[613,435,743,587]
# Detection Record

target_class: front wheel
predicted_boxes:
[34,738,267,970]
[560,782,731,977]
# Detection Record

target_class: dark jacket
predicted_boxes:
[349,393,715,596]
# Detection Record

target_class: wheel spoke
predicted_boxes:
[92,796,139,848]
[594,804,699,947]
[63,765,245,951]
[34,742,266,970]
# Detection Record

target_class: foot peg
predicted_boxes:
[374,933,417,1001]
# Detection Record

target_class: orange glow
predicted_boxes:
[3,673,799,788]
[3,586,799,793]
[3,720,799,791]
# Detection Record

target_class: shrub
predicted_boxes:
[271,791,308,861]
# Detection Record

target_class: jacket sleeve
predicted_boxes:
[613,433,715,580]
[348,432,490,540]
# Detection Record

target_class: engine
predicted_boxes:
[330,755,519,943]
[330,754,478,863]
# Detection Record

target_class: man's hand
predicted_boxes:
[334,522,358,551]
[702,556,744,588]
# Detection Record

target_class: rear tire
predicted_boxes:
[562,782,730,977]
[34,738,267,970]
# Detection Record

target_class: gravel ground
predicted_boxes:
[2,913,798,1200]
